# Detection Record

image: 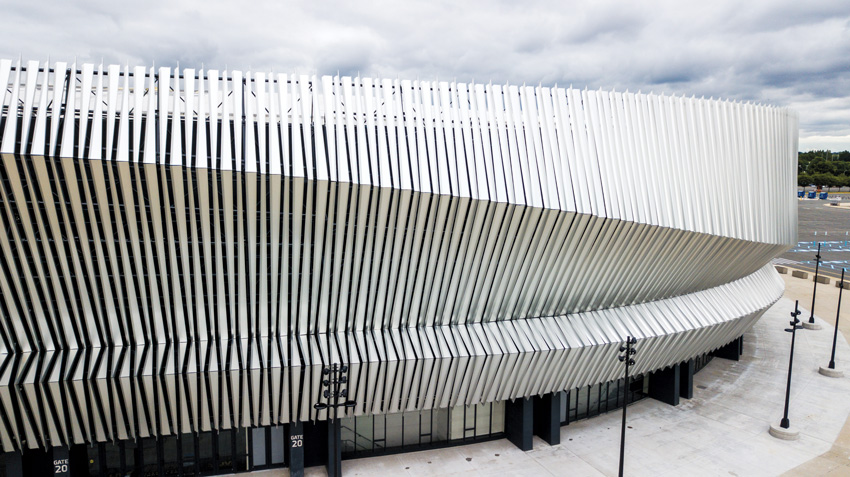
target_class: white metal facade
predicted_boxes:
[0,60,796,450]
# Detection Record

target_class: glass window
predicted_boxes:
[234,428,249,472]
[354,415,373,452]
[599,382,610,414]
[588,384,599,417]
[251,428,267,467]
[419,409,433,445]
[474,403,490,437]
[270,426,286,465]
[491,401,505,434]
[198,431,216,473]
[402,411,421,447]
[101,441,121,476]
[575,386,590,420]
[341,418,357,454]
[568,389,578,422]
[122,440,137,477]
[636,375,648,402]
[373,414,386,450]
[161,435,181,476]
[218,430,234,472]
[431,407,449,442]
[337,403,503,459]
[384,413,404,448]
[182,433,197,474]
[141,438,158,476]
[464,406,476,439]
[557,374,649,426]
[449,405,465,440]
[559,391,568,424]
[88,444,101,477]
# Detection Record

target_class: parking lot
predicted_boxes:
[779,198,850,279]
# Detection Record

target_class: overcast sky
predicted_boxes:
[1,0,847,151]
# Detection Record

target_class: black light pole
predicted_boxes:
[781,301,804,429]
[827,268,845,370]
[618,336,636,477]
[314,364,356,477]
[808,243,822,324]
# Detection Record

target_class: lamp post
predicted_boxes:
[314,363,356,477]
[808,243,822,324]
[820,268,845,378]
[618,336,636,477]
[781,301,804,429]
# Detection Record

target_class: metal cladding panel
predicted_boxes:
[0,61,797,443]
[0,264,784,449]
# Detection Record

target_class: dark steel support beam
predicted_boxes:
[287,422,305,477]
[506,397,534,451]
[679,359,695,399]
[648,364,681,406]
[533,392,561,446]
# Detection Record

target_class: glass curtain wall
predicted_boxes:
[340,401,505,458]
[560,375,647,425]
[2,355,714,475]
[84,427,265,476]
[694,353,714,373]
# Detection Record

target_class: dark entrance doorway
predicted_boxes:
[303,421,328,468]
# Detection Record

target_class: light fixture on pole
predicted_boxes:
[820,268,845,378]
[769,301,804,440]
[805,243,822,329]
[618,336,637,477]
[314,363,356,477]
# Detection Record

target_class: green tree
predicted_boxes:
[810,172,841,187]
[833,161,850,176]
[809,158,836,174]
[795,151,850,186]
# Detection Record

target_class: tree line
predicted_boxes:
[797,150,850,187]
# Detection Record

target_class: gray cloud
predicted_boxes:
[0,0,847,150]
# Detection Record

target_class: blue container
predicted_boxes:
[808,191,816,199]
[819,192,828,200]
[798,191,804,197]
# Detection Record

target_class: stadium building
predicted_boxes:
[0,59,796,476]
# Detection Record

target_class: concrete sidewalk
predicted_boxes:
[780,269,850,476]
[246,281,850,476]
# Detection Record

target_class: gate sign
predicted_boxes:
[54,458,69,476]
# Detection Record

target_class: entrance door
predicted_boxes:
[302,421,328,468]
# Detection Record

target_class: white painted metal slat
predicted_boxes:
[30,63,48,156]
[0,63,800,440]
